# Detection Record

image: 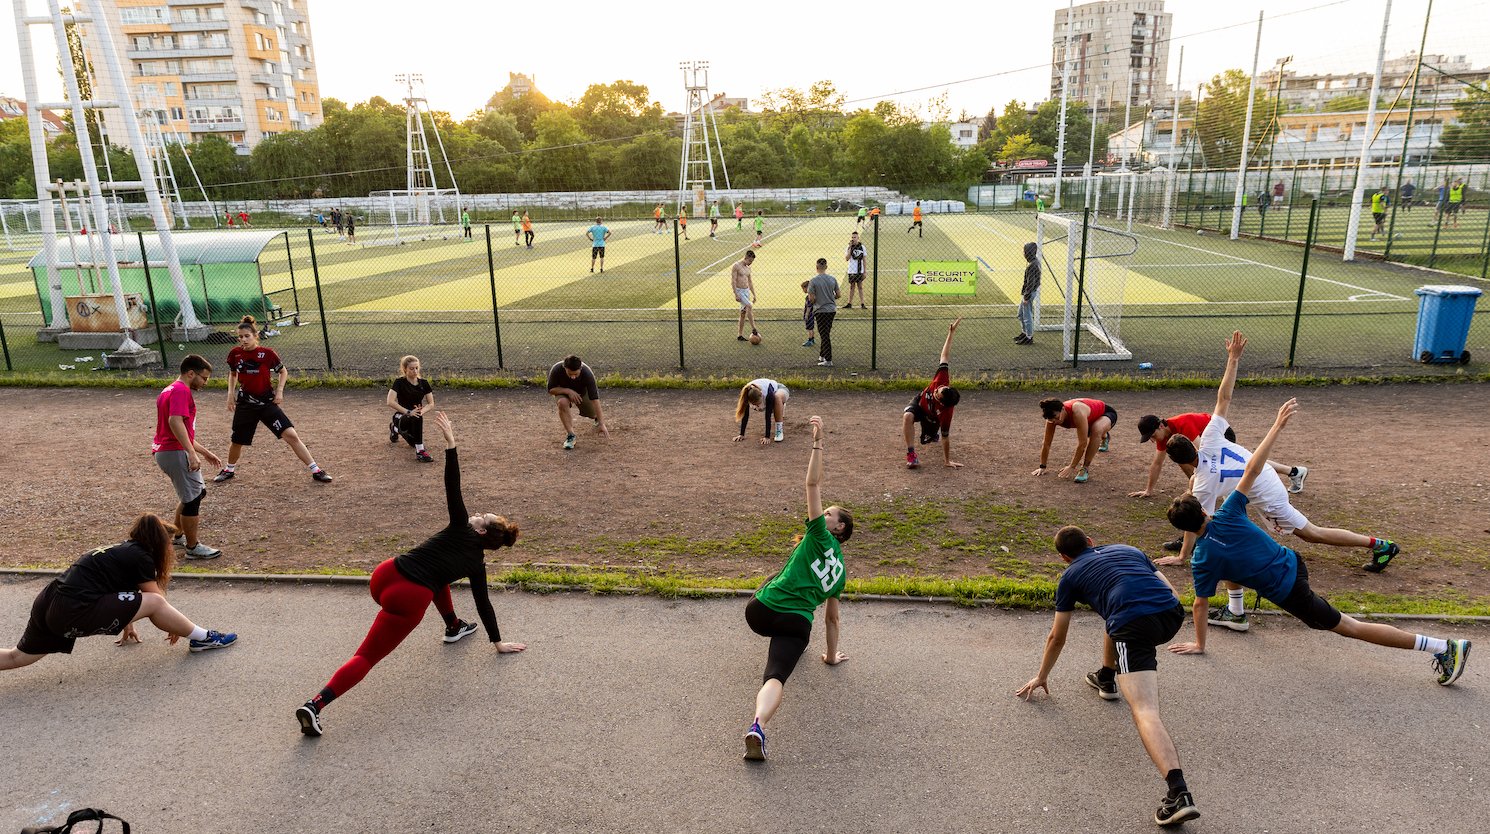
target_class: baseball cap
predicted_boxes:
[1137,414,1162,443]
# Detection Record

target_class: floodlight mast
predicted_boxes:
[395,72,463,222]
[677,60,729,217]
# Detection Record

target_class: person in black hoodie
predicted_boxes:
[1016,242,1040,345]
[296,411,524,737]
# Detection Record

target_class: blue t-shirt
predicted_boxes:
[588,225,608,247]
[1054,544,1178,633]
[1191,491,1298,601]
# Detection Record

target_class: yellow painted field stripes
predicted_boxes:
[671,217,855,309]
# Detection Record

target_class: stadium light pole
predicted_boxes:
[1161,45,1183,229]
[1230,10,1264,240]
[1384,0,1433,261]
[1053,0,1075,210]
[1344,0,1393,261]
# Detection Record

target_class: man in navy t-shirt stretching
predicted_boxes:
[1016,526,1199,827]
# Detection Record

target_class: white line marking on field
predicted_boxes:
[1128,230,1408,300]
[694,219,808,274]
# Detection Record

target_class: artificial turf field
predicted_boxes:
[0,210,1482,376]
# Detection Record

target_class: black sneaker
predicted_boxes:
[1085,670,1120,700]
[1161,538,1183,552]
[443,619,478,644]
[212,468,236,483]
[389,420,400,443]
[296,702,323,737]
[1155,791,1199,826]
[1364,539,1398,573]
[312,469,333,483]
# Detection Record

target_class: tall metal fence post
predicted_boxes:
[283,231,300,315]
[673,216,685,370]
[1480,205,1490,281]
[870,211,879,371]
[1071,208,1091,369]
[1286,199,1321,369]
[1427,205,1446,269]
[1284,167,1298,240]
[137,232,169,371]
[485,225,504,369]
[306,229,333,370]
[0,313,11,371]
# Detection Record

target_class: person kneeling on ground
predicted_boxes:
[388,355,435,462]
[548,354,609,450]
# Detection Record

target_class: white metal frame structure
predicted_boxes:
[676,60,730,218]
[1033,212,1136,361]
[395,73,462,227]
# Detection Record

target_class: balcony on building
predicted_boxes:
[126,46,234,60]
[189,118,245,132]
[180,71,237,83]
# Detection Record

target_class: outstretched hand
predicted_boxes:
[809,415,823,441]
[1225,330,1247,359]
[948,317,962,334]
[432,410,455,444]
[1015,677,1049,701]
[1274,397,1299,428]
[115,623,140,646]
[822,651,848,665]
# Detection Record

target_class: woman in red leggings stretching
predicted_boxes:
[296,412,525,737]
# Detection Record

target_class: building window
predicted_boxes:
[170,107,183,120]
[121,6,167,24]
[265,107,282,122]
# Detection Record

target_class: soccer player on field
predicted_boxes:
[1034,397,1116,483]
[709,200,721,238]
[587,216,610,273]
[732,250,759,341]
[521,211,534,248]
[654,203,666,234]
[1370,187,1388,241]
[753,211,765,247]
[678,211,689,240]
[741,415,852,762]
[1165,398,1470,687]
[511,210,522,246]
[855,205,867,229]
[1160,333,1398,608]
[547,354,609,450]
[215,316,332,484]
[902,318,962,470]
[1016,526,1200,828]
[734,202,744,230]
[844,231,867,309]
[906,200,923,237]
[1015,241,1038,345]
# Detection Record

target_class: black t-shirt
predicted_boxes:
[390,377,432,411]
[546,362,600,400]
[55,541,158,602]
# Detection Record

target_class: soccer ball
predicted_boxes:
[749,333,762,345]
[1196,229,1206,236]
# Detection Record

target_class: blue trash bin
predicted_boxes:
[1413,285,1482,364]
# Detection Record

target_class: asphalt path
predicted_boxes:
[2,576,1486,833]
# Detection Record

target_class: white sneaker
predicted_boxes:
[184,543,222,560]
[172,535,186,548]
[773,425,784,442]
[1289,466,1308,494]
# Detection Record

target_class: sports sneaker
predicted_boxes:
[415,450,434,463]
[296,702,323,737]
[906,450,921,469]
[1155,791,1200,826]
[172,535,186,548]
[1289,465,1308,494]
[389,421,400,443]
[189,630,237,652]
[184,543,222,560]
[1085,670,1120,700]
[743,721,767,761]
[1432,638,1471,686]
[1074,468,1090,483]
[212,468,235,483]
[563,433,576,451]
[1161,538,1183,552]
[1207,606,1251,632]
[817,360,833,367]
[443,619,479,644]
[1098,433,1110,453]
[1364,539,1398,573]
[802,338,815,347]
[311,469,333,483]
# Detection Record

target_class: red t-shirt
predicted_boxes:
[152,380,195,453]
[1060,398,1107,429]
[1155,412,1210,452]
[913,363,955,433]
[227,346,282,400]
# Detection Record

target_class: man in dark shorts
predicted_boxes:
[587,217,610,273]
[843,231,867,309]
[215,321,332,483]
[1016,526,1198,828]
[1165,398,1470,687]
[153,355,223,559]
[1370,187,1388,240]
[547,354,610,450]
[901,318,962,470]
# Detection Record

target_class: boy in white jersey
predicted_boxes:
[1167,332,1398,631]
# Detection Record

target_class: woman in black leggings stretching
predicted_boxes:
[742,415,854,762]
[296,412,525,737]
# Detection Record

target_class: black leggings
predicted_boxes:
[746,597,811,684]
[392,412,423,445]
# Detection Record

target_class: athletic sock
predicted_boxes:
[187,626,209,642]
[907,446,915,455]
[1368,537,1378,549]
[309,687,336,711]
[307,462,321,473]
[1165,769,1188,796]
[223,463,236,472]
[415,444,425,453]
[1228,590,1246,616]
[774,422,783,434]
[1096,665,1116,682]
[1415,635,1449,654]
[442,611,458,629]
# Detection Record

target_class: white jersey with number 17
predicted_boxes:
[1191,415,1291,514]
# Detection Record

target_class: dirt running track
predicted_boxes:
[0,384,1487,599]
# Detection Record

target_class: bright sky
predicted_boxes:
[3,0,1488,123]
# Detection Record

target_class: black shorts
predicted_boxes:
[16,579,144,656]
[904,402,941,445]
[1271,554,1342,630]
[1223,426,1236,443]
[1097,405,1118,427]
[847,273,865,285]
[592,247,606,258]
[1108,603,1184,674]
[1446,203,1462,214]
[1373,212,1386,223]
[911,220,923,227]
[746,597,812,684]
[230,398,293,446]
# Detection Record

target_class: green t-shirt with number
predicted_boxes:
[755,515,845,622]
[511,212,521,229]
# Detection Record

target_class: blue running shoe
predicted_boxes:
[1098,432,1110,453]
[1074,468,1090,484]
[1432,639,1470,686]
[743,721,767,761]
[189,630,237,652]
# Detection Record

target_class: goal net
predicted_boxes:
[363,189,464,246]
[1,197,126,251]
[1033,212,1138,361]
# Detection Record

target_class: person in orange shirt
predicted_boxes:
[654,203,665,234]
[521,212,534,249]
[678,211,689,240]
[906,200,923,238]
[734,202,744,230]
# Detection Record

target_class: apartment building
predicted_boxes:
[1263,53,1490,114]
[1051,0,1172,108]
[85,0,322,153]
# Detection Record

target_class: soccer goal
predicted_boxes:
[363,189,464,246]
[1033,211,1138,361]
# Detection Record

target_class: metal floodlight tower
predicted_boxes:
[676,60,730,217]
[395,72,462,223]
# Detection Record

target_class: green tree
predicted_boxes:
[1195,69,1277,169]
[1322,94,1370,112]
[1438,83,1490,161]
[614,133,679,189]
[466,110,524,153]
[572,80,665,140]
[519,110,595,191]
[1029,99,1106,165]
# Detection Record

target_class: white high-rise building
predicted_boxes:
[1051,1,1172,108]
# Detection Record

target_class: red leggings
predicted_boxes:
[325,559,454,697]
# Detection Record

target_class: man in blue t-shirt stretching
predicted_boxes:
[1016,526,1198,827]
[1165,398,1470,688]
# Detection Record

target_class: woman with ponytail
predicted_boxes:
[734,378,789,446]
[296,412,525,737]
[1,513,237,671]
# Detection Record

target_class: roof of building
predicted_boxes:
[29,230,287,269]
[0,96,67,134]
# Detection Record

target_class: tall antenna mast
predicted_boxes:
[677,60,729,217]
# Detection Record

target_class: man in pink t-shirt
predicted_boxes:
[154,355,224,559]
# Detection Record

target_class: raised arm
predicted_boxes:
[805,416,825,520]
[939,317,961,364]
[432,412,467,525]
[1213,331,1246,420]
[1237,398,1297,496]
